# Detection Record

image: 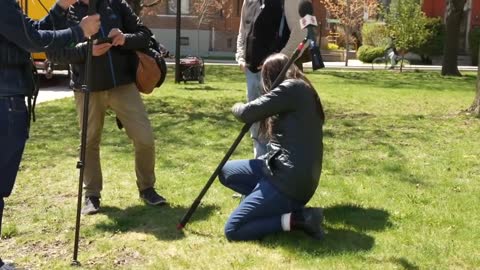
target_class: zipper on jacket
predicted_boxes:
[101,27,117,88]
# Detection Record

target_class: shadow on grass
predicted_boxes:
[181,85,223,91]
[365,256,419,270]
[262,204,391,256]
[95,204,218,240]
[324,204,392,232]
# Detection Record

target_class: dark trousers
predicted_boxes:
[0,96,28,237]
[219,159,304,241]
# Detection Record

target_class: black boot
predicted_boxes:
[292,207,324,240]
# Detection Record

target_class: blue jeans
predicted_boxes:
[219,159,304,241]
[0,96,28,236]
[245,69,267,158]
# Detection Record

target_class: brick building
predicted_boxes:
[422,0,480,51]
[141,0,326,57]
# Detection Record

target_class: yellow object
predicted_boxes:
[18,0,58,74]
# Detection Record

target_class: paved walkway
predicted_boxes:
[37,60,478,104]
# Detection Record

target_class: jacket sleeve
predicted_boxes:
[280,0,307,57]
[0,1,84,53]
[47,42,87,64]
[232,82,296,124]
[117,0,150,50]
[35,4,70,30]
[235,0,247,65]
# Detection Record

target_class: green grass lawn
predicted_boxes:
[1,67,479,269]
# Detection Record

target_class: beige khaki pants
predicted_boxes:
[74,83,155,197]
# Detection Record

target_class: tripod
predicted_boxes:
[72,0,97,265]
[177,37,312,230]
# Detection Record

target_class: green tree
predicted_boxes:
[383,0,430,71]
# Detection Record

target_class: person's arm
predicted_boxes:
[35,1,72,30]
[110,0,150,50]
[47,42,88,64]
[280,0,307,57]
[235,1,247,68]
[0,1,98,53]
[232,82,297,124]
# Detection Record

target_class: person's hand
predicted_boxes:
[108,28,126,46]
[239,62,246,72]
[79,14,101,38]
[93,43,112,56]
[57,0,76,10]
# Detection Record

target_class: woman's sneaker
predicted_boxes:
[139,188,167,206]
[291,207,324,240]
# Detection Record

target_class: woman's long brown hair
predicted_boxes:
[259,53,325,139]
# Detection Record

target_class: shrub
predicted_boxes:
[336,26,358,49]
[469,27,480,66]
[357,45,385,63]
[361,22,389,47]
[412,17,445,64]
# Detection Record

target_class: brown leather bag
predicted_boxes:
[135,34,168,94]
[135,51,162,94]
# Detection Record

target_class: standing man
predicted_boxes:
[47,0,166,215]
[0,0,100,268]
[236,0,307,158]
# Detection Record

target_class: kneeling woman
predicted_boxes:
[219,53,325,241]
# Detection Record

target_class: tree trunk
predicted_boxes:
[345,26,350,67]
[468,46,480,116]
[344,0,351,67]
[441,0,466,76]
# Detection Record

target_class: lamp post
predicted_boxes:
[175,0,182,83]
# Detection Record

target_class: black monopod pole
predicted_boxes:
[177,38,310,230]
[72,0,97,266]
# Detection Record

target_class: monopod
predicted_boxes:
[72,0,97,265]
[177,37,312,230]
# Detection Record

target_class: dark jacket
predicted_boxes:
[0,0,84,97]
[232,79,324,203]
[47,0,150,91]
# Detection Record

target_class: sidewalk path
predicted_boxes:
[36,75,74,104]
[37,60,478,104]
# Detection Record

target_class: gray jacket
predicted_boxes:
[232,79,323,203]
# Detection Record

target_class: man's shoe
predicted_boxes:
[81,196,100,215]
[140,187,167,206]
[292,207,324,240]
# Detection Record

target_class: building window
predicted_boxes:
[180,37,190,46]
[168,0,190,15]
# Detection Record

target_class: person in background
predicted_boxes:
[219,53,325,241]
[236,0,307,158]
[386,37,398,69]
[0,0,100,268]
[46,0,166,215]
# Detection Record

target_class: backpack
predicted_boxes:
[244,0,290,72]
[109,0,168,94]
